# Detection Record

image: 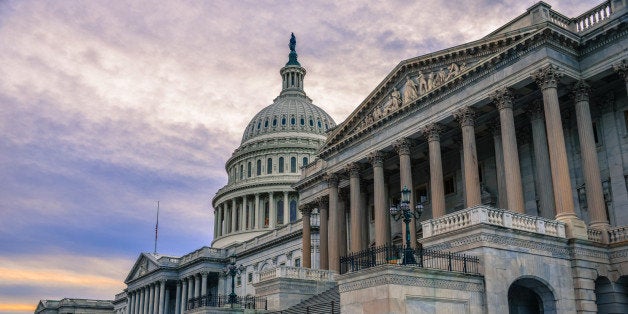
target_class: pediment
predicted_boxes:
[125,253,160,283]
[321,26,554,156]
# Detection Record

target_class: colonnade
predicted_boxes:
[214,191,300,238]
[300,64,614,272]
[126,272,214,314]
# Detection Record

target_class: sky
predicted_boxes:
[0,0,600,312]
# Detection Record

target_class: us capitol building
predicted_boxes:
[37,1,628,313]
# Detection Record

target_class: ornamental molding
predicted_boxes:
[490,87,515,111]
[367,150,385,167]
[532,64,563,90]
[345,163,361,178]
[571,80,591,103]
[454,107,476,128]
[339,272,484,293]
[613,59,628,82]
[421,123,443,142]
[393,138,412,156]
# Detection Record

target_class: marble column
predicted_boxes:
[138,287,144,314]
[528,100,556,219]
[269,192,276,228]
[532,65,585,238]
[154,283,161,313]
[213,209,219,239]
[249,198,254,229]
[369,151,389,246]
[220,205,226,236]
[135,289,140,314]
[216,207,222,237]
[360,187,369,249]
[283,191,289,224]
[300,204,313,268]
[326,174,340,272]
[337,191,348,262]
[148,284,155,314]
[225,204,232,234]
[347,163,363,252]
[164,289,170,314]
[317,197,329,270]
[126,291,132,314]
[422,124,446,218]
[194,274,200,298]
[180,279,187,313]
[255,193,261,229]
[573,81,610,231]
[158,280,166,314]
[201,272,208,296]
[187,276,194,306]
[455,107,482,207]
[239,198,245,231]
[613,59,628,93]
[174,281,181,314]
[394,138,417,247]
[491,88,525,213]
[231,199,237,232]
[491,123,508,208]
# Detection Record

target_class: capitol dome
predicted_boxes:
[212,33,335,248]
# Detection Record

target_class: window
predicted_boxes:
[290,200,297,222]
[300,117,305,125]
[290,157,297,173]
[237,275,242,286]
[257,121,261,129]
[309,118,314,126]
[248,273,253,283]
[267,158,273,174]
[264,119,269,128]
[291,117,296,125]
[294,258,301,268]
[257,160,262,176]
[264,202,269,227]
[277,200,284,224]
[240,164,243,180]
[302,157,308,167]
[444,176,455,195]
[279,157,284,173]
[318,120,322,128]
[247,162,251,178]
[282,117,286,125]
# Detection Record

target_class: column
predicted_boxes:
[360,187,369,249]
[213,209,219,239]
[347,163,363,252]
[326,174,340,272]
[187,276,194,303]
[216,207,222,237]
[337,191,348,262]
[174,282,181,314]
[148,284,155,314]
[455,107,482,207]
[201,272,208,296]
[154,283,161,314]
[255,193,261,229]
[164,288,170,314]
[613,59,628,93]
[220,205,226,235]
[422,124,446,217]
[573,81,609,230]
[158,280,165,314]
[283,191,289,224]
[490,88,525,213]
[369,151,390,246]
[231,199,237,232]
[269,192,276,228]
[135,289,140,314]
[138,287,144,314]
[300,204,313,268]
[180,279,187,313]
[528,100,556,218]
[126,291,133,314]
[317,196,329,270]
[248,197,254,229]
[239,197,245,231]
[532,65,584,238]
[394,138,417,247]
[225,204,232,234]
[194,274,200,298]
[491,122,508,208]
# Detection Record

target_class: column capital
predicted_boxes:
[315,195,329,209]
[200,271,209,277]
[345,162,361,178]
[527,99,544,121]
[324,173,339,187]
[299,203,313,216]
[613,59,628,82]
[490,87,515,110]
[421,123,443,142]
[393,138,412,156]
[454,106,476,127]
[532,64,562,90]
[367,150,385,166]
[571,80,591,102]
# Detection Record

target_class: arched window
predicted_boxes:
[300,117,305,125]
[281,117,286,125]
[290,157,297,173]
[279,157,284,173]
[247,162,252,178]
[302,157,308,166]
[257,159,262,176]
[290,200,297,222]
[239,164,243,180]
[257,121,261,129]
[264,201,269,227]
[291,117,296,125]
[273,118,277,126]
[267,158,272,174]
[264,119,269,128]
[277,200,284,225]
[309,118,314,126]
[317,120,322,128]
[325,123,329,130]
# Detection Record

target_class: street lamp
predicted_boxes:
[389,185,423,264]
[224,254,245,307]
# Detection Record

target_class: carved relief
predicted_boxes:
[613,59,628,82]
[402,76,419,105]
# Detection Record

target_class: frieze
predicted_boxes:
[339,273,484,293]
[609,248,628,260]
[570,246,610,260]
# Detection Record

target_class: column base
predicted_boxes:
[556,215,588,239]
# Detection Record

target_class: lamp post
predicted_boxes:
[389,186,423,264]
[224,254,245,307]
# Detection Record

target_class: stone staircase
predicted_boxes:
[269,285,340,314]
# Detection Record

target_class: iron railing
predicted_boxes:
[339,244,480,275]
[273,300,338,314]
[187,294,267,310]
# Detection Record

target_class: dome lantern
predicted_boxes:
[280,33,306,97]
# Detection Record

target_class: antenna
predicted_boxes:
[154,201,159,255]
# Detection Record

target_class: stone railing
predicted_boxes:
[257,265,335,283]
[572,0,612,32]
[179,246,227,265]
[587,228,604,243]
[609,226,627,243]
[422,205,566,238]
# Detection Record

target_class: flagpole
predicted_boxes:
[154,201,159,254]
